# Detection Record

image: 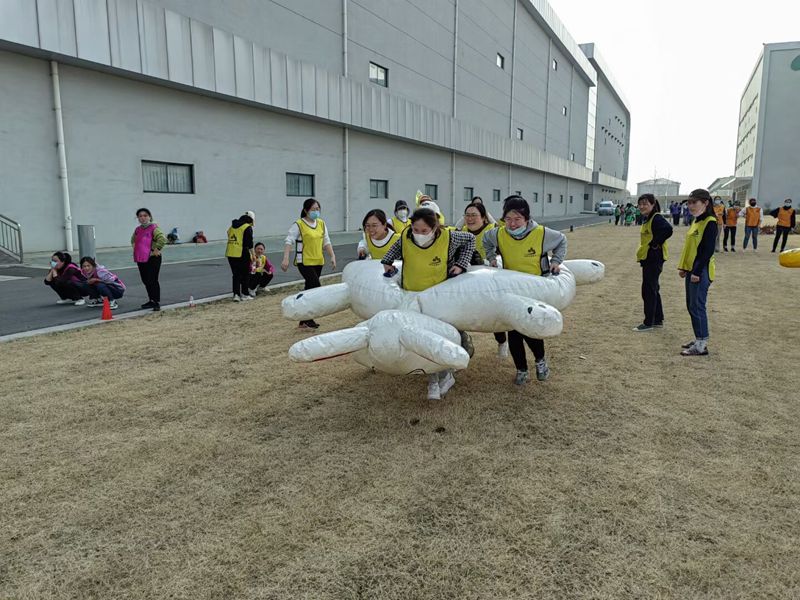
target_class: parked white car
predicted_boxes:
[597,201,615,215]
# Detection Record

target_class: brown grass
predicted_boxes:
[1,223,799,599]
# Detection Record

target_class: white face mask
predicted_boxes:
[413,231,436,247]
[396,209,409,220]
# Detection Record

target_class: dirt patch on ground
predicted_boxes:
[1,223,798,599]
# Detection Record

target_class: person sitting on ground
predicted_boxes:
[79,256,126,309]
[166,227,180,244]
[192,231,208,244]
[44,251,87,305]
[248,242,274,296]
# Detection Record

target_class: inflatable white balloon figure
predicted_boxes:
[283,259,604,374]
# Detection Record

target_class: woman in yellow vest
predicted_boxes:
[390,200,411,234]
[454,196,498,229]
[723,201,740,252]
[380,207,476,400]
[357,209,401,260]
[633,194,673,331]
[225,211,255,302]
[482,196,567,385]
[417,195,447,226]
[739,197,762,252]
[770,199,796,253]
[677,189,717,356]
[281,199,337,329]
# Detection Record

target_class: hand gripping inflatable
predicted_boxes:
[779,248,800,268]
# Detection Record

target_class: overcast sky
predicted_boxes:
[546,0,800,193]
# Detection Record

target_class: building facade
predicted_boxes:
[0,0,631,252]
[733,41,800,210]
[637,178,680,198]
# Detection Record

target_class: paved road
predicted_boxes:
[0,214,607,337]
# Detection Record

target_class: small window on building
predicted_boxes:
[547,193,552,203]
[286,172,315,196]
[493,189,501,203]
[560,194,564,203]
[142,161,194,194]
[516,128,524,140]
[570,152,575,161]
[562,106,568,116]
[463,187,474,202]
[569,195,574,204]
[533,192,539,203]
[424,184,438,200]
[369,62,388,87]
[584,193,589,201]
[552,58,558,71]
[370,179,389,199]
[496,53,505,69]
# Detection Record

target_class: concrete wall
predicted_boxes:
[593,74,629,180]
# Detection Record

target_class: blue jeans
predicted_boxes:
[88,282,124,300]
[743,226,759,249]
[685,269,711,339]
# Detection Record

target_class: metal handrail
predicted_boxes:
[0,214,23,263]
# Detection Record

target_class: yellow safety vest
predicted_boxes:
[400,228,450,292]
[462,223,495,261]
[366,231,401,260]
[637,216,668,262]
[391,216,410,234]
[777,207,794,228]
[496,225,545,275]
[225,223,252,257]
[745,206,760,227]
[295,218,326,266]
[678,215,716,281]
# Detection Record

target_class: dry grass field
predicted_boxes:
[1,223,799,599]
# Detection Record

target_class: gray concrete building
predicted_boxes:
[637,178,681,198]
[733,41,800,210]
[0,0,630,253]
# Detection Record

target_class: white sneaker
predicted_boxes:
[108,299,118,310]
[86,298,102,307]
[241,294,253,301]
[56,298,74,305]
[73,298,86,306]
[248,289,257,297]
[427,379,441,401]
[439,371,455,396]
[233,295,242,302]
[497,341,509,359]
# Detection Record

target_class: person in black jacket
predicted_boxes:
[633,194,673,331]
[770,199,796,253]
[225,211,255,302]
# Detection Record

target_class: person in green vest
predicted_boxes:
[677,189,717,356]
[624,203,635,226]
[633,194,672,331]
[281,199,337,329]
[225,211,255,302]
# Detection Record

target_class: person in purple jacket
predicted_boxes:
[131,208,166,311]
[44,251,87,305]
[80,257,126,310]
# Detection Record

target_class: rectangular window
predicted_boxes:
[562,105,568,116]
[552,58,558,71]
[570,152,575,161]
[286,172,314,196]
[370,179,389,199]
[369,62,388,87]
[560,194,564,203]
[569,195,574,204]
[424,184,438,200]
[496,53,505,69]
[516,128,524,140]
[463,187,474,202]
[584,193,589,201]
[533,192,539,203]
[547,193,552,203]
[142,161,194,193]
[492,189,501,203]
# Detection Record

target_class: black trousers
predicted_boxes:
[297,264,323,324]
[507,330,545,372]
[494,332,507,344]
[227,255,251,296]
[723,226,736,248]
[672,214,680,226]
[45,278,84,301]
[136,255,162,303]
[614,215,621,225]
[249,271,274,290]
[773,226,791,252]
[641,261,664,326]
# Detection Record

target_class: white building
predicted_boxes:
[637,178,680,198]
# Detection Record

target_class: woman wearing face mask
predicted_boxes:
[281,198,337,329]
[677,189,717,356]
[380,208,476,400]
[80,256,126,309]
[131,208,166,311]
[358,209,400,260]
[453,196,498,229]
[482,196,567,385]
[633,194,673,332]
[44,251,87,305]
[739,198,762,252]
[390,200,411,234]
[770,199,796,253]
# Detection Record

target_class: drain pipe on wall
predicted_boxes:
[342,0,351,231]
[50,61,73,252]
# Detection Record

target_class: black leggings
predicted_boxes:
[507,330,545,371]
[45,279,84,301]
[249,272,273,290]
[723,226,736,248]
[773,226,791,252]
[297,264,323,324]
[641,261,664,326]
[494,332,507,344]
[227,255,251,296]
[137,255,162,303]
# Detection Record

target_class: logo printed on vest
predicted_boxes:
[526,247,537,256]
[430,256,442,267]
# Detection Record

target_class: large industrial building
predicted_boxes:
[0,0,630,253]
[733,41,800,208]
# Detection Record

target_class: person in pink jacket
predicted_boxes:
[131,208,166,311]
[80,257,126,310]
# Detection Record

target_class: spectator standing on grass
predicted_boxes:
[633,194,673,332]
[740,198,762,252]
[677,189,717,357]
[624,204,635,226]
[723,201,740,252]
[682,202,692,226]
[225,211,255,302]
[44,251,87,305]
[131,208,166,312]
[281,198,337,330]
[770,199,796,253]
[80,257,125,309]
[248,242,274,296]
[713,198,725,252]
[670,201,681,226]
[614,204,622,226]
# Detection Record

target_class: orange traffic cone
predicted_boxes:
[101,297,113,321]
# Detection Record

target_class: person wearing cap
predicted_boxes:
[677,189,717,356]
[712,197,725,252]
[225,212,255,302]
[770,199,796,253]
[417,195,446,226]
[722,200,740,252]
[482,195,567,385]
[453,196,498,229]
[390,200,411,234]
[633,193,672,332]
[739,198,762,252]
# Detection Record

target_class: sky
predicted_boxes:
[546,0,800,194]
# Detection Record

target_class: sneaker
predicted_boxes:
[653,322,664,329]
[439,372,455,396]
[241,294,254,301]
[233,295,242,302]
[152,303,160,312]
[632,323,654,332]
[56,298,75,305]
[73,298,86,306]
[307,320,320,329]
[681,346,709,356]
[86,298,102,307]
[108,299,118,310]
[497,341,510,359]
[514,370,529,386]
[535,359,550,381]
[460,331,475,358]
[681,340,696,349]
[427,380,441,400]
[141,301,155,309]
[731,248,736,252]
[248,289,257,298]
